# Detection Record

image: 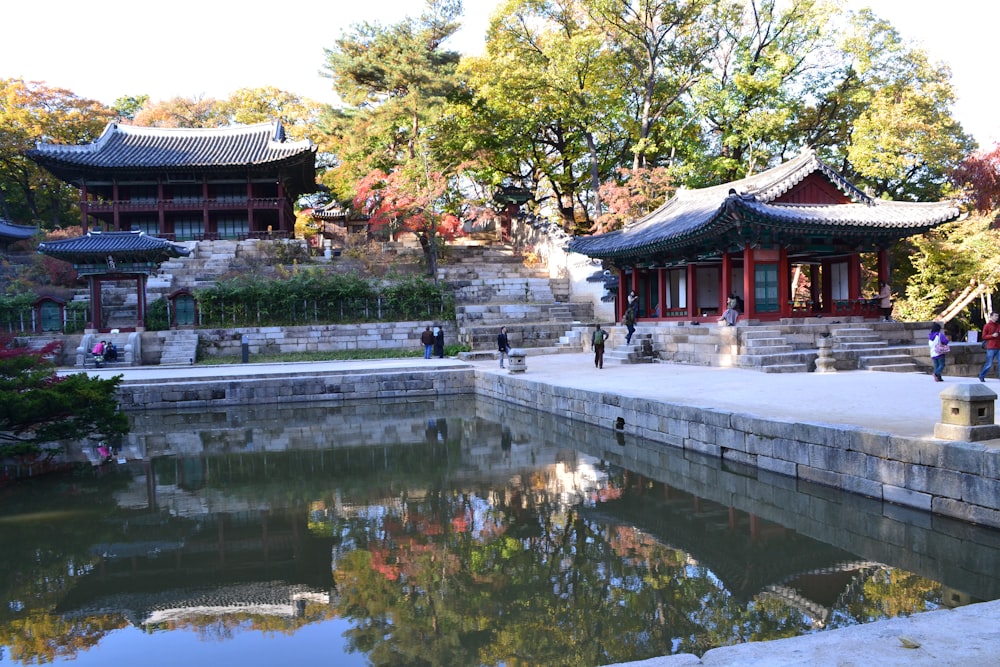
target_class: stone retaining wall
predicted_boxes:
[117,367,475,410]
[474,371,1000,529]
[196,321,453,358]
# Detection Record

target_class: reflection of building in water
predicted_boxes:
[759,562,882,628]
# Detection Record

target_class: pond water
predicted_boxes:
[2,395,1000,666]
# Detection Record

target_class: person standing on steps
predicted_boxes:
[878,281,893,322]
[592,323,606,369]
[497,326,510,368]
[979,312,1000,382]
[421,326,434,359]
[624,305,636,345]
[928,321,949,382]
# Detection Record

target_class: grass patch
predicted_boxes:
[196,346,469,366]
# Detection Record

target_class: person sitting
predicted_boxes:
[91,340,106,367]
[719,294,740,326]
[104,342,118,362]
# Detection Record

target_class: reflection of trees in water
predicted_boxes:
[0,406,967,666]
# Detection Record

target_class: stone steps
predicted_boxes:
[159,330,199,366]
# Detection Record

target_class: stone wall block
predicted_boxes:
[962,475,1000,508]
[797,465,841,488]
[757,456,796,477]
[841,475,883,499]
[684,439,721,458]
[941,441,988,475]
[866,456,906,486]
[883,485,932,512]
[905,465,964,499]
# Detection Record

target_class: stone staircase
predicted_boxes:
[443,245,594,351]
[737,328,813,373]
[603,333,656,364]
[158,330,199,366]
[832,325,922,373]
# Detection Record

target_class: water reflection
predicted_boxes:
[1,396,999,666]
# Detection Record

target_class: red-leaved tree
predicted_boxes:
[592,167,675,234]
[952,143,1000,215]
[353,168,464,279]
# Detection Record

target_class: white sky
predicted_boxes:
[2,0,996,147]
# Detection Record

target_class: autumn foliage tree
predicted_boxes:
[593,166,675,233]
[353,166,464,279]
[952,143,1000,216]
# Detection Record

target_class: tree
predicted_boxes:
[594,166,674,233]
[131,94,220,127]
[952,143,1000,215]
[0,79,113,227]
[353,164,464,278]
[111,94,149,122]
[322,0,463,175]
[0,337,128,459]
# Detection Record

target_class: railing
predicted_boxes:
[84,197,281,212]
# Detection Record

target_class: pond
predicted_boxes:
[2,395,1000,666]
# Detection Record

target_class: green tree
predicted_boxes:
[111,94,149,121]
[0,337,128,459]
[0,79,113,227]
[322,0,463,188]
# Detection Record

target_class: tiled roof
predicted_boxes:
[28,121,314,171]
[0,219,38,241]
[37,230,191,261]
[569,148,959,261]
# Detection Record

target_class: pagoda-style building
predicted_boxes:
[0,218,37,251]
[569,148,960,323]
[28,121,316,241]
[37,230,191,332]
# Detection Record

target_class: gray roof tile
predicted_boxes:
[28,121,314,171]
[570,148,959,261]
[37,230,191,261]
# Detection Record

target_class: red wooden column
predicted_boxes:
[202,176,211,238]
[810,264,821,312]
[720,252,732,311]
[157,178,165,237]
[742,244,755,318]
[246,177,255,235]
[686,264,697,318]
[657,268,667,319]
[80,182,90,233]
[618,269,627,321]
[136,274,147,330]
[87,276,102,332]
[848,254,862,300]
[112,179,120,231]
[778,247,791,318]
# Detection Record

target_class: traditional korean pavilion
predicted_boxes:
[569,148,961,323]
[27,121,316,241]
[37,230,190,332]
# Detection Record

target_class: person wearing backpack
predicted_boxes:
[928,321,950,382]
[592,324,607,369]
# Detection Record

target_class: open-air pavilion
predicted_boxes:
[569,148,961,324]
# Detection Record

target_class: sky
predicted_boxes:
[2,0,996,147]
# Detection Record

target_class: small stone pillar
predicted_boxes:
[934,384,1000,441]
[815,336,836,373]
[507,348,527,374]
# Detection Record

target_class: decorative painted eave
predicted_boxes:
[38,230,191,263]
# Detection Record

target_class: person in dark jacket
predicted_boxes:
[421,326,434,359]
[433,326,445,358]
[497,326,510,368]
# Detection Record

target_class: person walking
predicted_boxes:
[624,305,636,345]
[928,321,950,382]
[421,326,434,359]
[433,326,445,358]
[592,323,606,369]
[497,326,511,368]
[878,281,893,322]
[979,312,1000,382]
